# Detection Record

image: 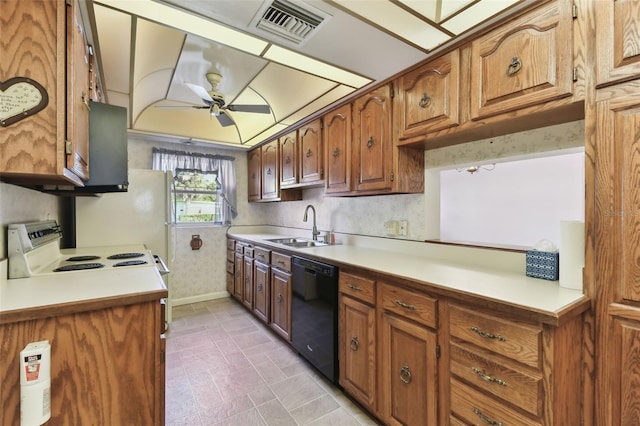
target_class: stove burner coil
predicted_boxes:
[113,260,148,267]
[54,263,105,272]
[66,255,101,262]
[107,253,145,260]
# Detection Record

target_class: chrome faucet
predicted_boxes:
[303,204,320,241]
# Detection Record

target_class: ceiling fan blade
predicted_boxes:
[155,105,209,109]
[226,104,271,114]
[216,111,235,127]
[185,82,214,104]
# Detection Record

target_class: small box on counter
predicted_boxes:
[526,250,559,281]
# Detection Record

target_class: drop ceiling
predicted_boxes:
[90,0,530,149]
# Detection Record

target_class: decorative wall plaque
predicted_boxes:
[0,77,49,127]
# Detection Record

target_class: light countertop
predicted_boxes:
[228,227,588,323]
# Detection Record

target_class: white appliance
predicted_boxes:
[75,169,175,321]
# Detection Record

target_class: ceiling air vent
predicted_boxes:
[254,0,329,45]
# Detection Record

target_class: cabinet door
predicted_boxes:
[261,141,279,200]
[380,312,438,426]
[66,0,90,180]
[395,50,460,139]
[353,85,393,192]
[243,256,254,310]
[247,149,262,201]
[253,261,270,323]
[234,253,244,301]
[596,89,640,302]
[339,295,376,411]
[280,130,297,187]
[470,0,573,120]
[324,104,352,194]
[270,269,292,341]
[596,0,640,87]
[299,118,323,184]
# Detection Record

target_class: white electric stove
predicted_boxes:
[7,221,167,278]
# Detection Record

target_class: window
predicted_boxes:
[152,148,237,225]
[172,169,223,223]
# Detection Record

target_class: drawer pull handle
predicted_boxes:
[350,336,359,351]
[472,367,507,386]
[472,407,503,426]
[333,147,340,158]
[367,136,374,148]
[400,363,412,384]
[277,293,283,303]
[277,260,285,265]
[306,148,313,158]
[471,326,506,342]
[419,92,431,108]
[506,56,522,77]
[395,300,416,310]
[257,283,263,292]
[347,284,363,292]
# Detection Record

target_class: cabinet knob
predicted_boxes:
[506,56,522,77]
[257,283,263,292]
[419,93,431,108]
[277,293,283,303]
[306,148,313,158]
[350,336,359,351]
[285,156,291,164]
[400,363,412,384]
[266,168,272,175]
[367,137,374,148]
[332,147,340,158]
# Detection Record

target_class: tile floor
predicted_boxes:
[165,297,379,425]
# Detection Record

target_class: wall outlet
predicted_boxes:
[399,220,408,236]
[384,220,399,236]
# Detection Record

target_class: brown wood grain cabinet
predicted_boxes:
[324,103,353,194]
[279,130,298,187]
[247,149,262,201]
[270,252,292,341]
[595,0,640,87]
[226,239,235,295]
[0,300,166,425]
[339,272,377,412]
[470,0,574,120]
[253,260,271,324]
[1,0,90,186]
[243,248,254,310]
[261,140,279,200]
[233,251,244,302]
[594,80,640,425]
[394,49,461,141]
[299,119,324,184]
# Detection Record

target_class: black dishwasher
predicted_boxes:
[291,256,339,385]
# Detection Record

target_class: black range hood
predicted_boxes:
[39,101,129,195]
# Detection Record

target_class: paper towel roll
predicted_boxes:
[559,220,585,290]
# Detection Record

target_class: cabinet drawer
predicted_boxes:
[254,247,271,264]
[235,243,246,254]
[449,304,541,369]
[450,342,542,416]
[226,260,235,274]
[339,272,375,304]
[227,239,236,250]
[271,252,291,272]
[380,283,437,328]
[226,250,235,262]
[451,379,541,426]
[244,247,255,258]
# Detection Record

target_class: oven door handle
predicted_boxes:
[153,255,170,275]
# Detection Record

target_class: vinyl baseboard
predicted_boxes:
[172,291,230,306]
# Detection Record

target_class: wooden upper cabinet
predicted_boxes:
[66,0,90,181]
[596,0,640,87]
[395,50,460,140]
[247,148,262,201]
[0,0,89,186]
[353,84,394,192]
[470,0,574,120]
[299,118,323,184]
[261,140,279,200]
[324,103,352,194]
[279,130,297,188]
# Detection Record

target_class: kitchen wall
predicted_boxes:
[0,182,61,260]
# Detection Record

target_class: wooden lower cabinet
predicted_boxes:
[270,267,292,341]
[233,252,244,301]
[0,300,165,425]
[339,294,376,411]
[243,255,254,310]
[380,312,438,426]
[253,261,270,323]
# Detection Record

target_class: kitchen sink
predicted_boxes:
[266,237,329,248]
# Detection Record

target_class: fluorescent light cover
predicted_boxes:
[334,0,450,50]
[95,0,268,55]
[442,0,521,34]
[263,45,371,88]
[397,0,438,22]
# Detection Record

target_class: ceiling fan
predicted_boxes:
[157,72,271,127]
